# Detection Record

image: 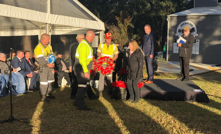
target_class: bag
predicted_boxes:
[111,87,127,100]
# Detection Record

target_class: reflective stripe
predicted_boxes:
[40,82,48,85]
[38,44,46,56]
[100,43,115,58]
[75,40,93,59]
[48,80,55,83]
[101,43,103,50]
[78,84,87,87]
[113,44,116,53]
[36,54,44,58]
[107,74,112,77]
[101,53,114,58]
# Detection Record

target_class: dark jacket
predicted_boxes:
[11,56,32,77]
[141,31,155,56]
[115,45,124,69]
[25,58,37,72]
[178,33,195,58]
[55,58,67,72]
[0,60,11,75]
[126,48,144,80]
[69,42,79,67]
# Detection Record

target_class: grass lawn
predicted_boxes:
[0,70,221,134]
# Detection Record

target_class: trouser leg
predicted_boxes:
[86,84,95,98]
[30,71,37,89]
[98,73,105,93]
[106,73,113,94]
[71,72,78,97]
[147,56,154,81]
[64,72,71,84]
[179,57,184,78]
[183,57,190,79]
[126,79,134,100]
[133,79,140,101]
[145,56,149,80]
[57,72,64,85]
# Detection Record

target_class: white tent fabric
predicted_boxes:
[0,0,105,36]
[169,7,221,16]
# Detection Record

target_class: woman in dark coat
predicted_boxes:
[126,40,144,103]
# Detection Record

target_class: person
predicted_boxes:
[12,50,38,92]
[176,26,195,81]
[34,33,55,102]
[97,32,119,96]
[141,24,155,84]
[24,51,40,90]
[55,53,71,87]
[73,30,95,111]
[125,40,144,103]
[69,34,98,100]
[112,44,124,82]
[163,42,167,60]
[0,53,26,96]
[7,51,15,61]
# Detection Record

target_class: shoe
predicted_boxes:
[70,96,75,100]
[182,78,190,82]
[89,95,99,100]
[47,95,55,99]
[126,98,133,102]
[41,98,50,103]
[176,77,184,81]
[132,100,139,103]
[143,80,148,82]
[145,81,153,84]
[77,107,91,111]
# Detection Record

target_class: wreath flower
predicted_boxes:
[112,81,127,88]
[96,56,115,75]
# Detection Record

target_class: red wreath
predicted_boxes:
[112,81,127,88]
[92,56,97,72]
[96,56,115,75]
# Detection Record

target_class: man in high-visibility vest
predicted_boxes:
[34,33,55,102]
[97,32,119,96]
[73,31,95,111]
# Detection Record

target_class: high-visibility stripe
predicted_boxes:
[36,54,44,58]
[78,84,87,87]
[48,80,55,83]
[75,40,93,59]
[101,53,114,58]
[40,82,48,85]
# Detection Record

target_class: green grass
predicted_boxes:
[0,70,221,134]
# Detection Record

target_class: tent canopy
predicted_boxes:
[169,7,221,17]
[0,0,105,36]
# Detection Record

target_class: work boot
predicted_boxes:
[42,96,50,103]
[47,94,55,99]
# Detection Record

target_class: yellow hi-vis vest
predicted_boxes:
[75,39,93,73]
[97,43,119,58]
[34,43,53,59]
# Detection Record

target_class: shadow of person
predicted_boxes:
[38,86,122,134]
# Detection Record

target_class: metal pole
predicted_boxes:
[166,16,170,61]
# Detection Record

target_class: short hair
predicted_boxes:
[0,53,5,58]
[24,50,30,55]
[16,50,23,55]
[86,31,95,38]
[41,33,50,41]
[76,34,84,40]
[144,24,151,29]
[56,52,62,56]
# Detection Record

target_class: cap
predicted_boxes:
[105,32,113,39]
[183,26,190,31]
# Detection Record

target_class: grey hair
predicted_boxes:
[76,34,84,40]
[0,53,6,58]
[144,24,151,29]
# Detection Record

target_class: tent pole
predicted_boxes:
[166,16,170,61]
[100,31,105,44]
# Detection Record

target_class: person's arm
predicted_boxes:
[150,35,155,57]
[78,45,89,73]
[69,44,73,72]
[11,58,28,76]
[181,34,195,48]
[117,45,124,53]
[136,50,144,79]
[113,44,119,61]
[97,43,102,57]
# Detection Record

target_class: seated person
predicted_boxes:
[55,53,71,87]
[24,51,40,90]
[7,51,15,61]
[11,50,37,91]
[0,53,26,96]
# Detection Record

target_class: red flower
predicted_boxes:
[112,81,127,88]
[138,82,144,88]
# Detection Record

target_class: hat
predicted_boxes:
[183,26,190,31]
[105,32,113,39]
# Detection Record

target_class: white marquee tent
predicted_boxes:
[0,0,105,39]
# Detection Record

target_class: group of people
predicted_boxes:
[0,24,194,111]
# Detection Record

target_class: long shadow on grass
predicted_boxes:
[0,91,41,133]
[144,80,221,133]
[39,87,122,134]
[104,94,169,134]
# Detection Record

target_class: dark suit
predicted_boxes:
[12,56,37,89]
[55,58,71,86]
[141,31,155,81]
[178,33,195,79]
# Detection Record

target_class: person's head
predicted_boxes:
[85,31,95,43]
[183,26,190,36]
[56,53,62,59]
[24,51,31,59]
[16,50,24,59]
[144,24,151,34]
[41,33,50,46]
[0,53,6,62]
[128,40,139,51]
[76,34,85,43]
[105,32,113,45]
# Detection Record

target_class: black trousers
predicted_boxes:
[57,71,71,85]
[179,57,190,79]
[127,78,140,101]
[145,56,154,81]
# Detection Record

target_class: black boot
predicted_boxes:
[42,96,49,103]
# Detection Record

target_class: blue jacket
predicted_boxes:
[141,31,155,56]
[12,56,32,77]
